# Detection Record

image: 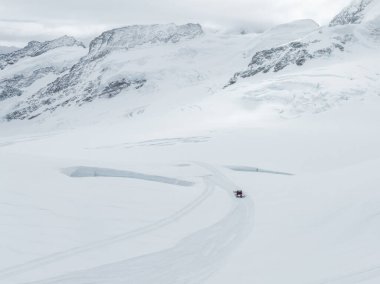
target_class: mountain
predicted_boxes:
[0,36,86,118]
[226,34,346,85]
[0,46,19,54]
[223,0,380,115]
[228,0,380,85]
[0,36,85,70]
[4,24,203,120]
[88,23,203,57]
[0,21,329,122]
[1,1,380,122]
[330,0,380,26]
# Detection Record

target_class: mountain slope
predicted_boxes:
[0,36,85,70]
[222,0,380,116]
[4,24,203,120]
[0,36,86,117]
[0,0,379,123]
[330,0,380,26]
[0,46,19,55]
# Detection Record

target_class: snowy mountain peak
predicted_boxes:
[22,35,86,54]
[329,0,380,26]
[88,23,203,57]
[1,23,204,121]
[0,35,85,70]
[266,19,319,34]
[44,35,86,49]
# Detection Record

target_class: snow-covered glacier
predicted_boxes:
[1,1,380,284]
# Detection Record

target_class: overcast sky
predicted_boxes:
[0,0,350,47]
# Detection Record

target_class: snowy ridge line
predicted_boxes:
[226,165,294,176]
[0,175,214,280]
[26,163,254,284]
[62,166,194,187]
[0,35,85,71]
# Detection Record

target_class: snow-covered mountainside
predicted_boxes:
[0,12,376,123]
[1,1,379,123]
[227,35,347,85]
[0,36,86,117]
[1,21,314,122]
[3,24,203,120]
[228,0,380,85]
[88,23,203,57]
[330,0,380,26]
[222,0,380,115]
[0,36,85,70]
[244,19,320,53]
[0,46,19,54]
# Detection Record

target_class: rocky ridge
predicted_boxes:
[330,0,374,26]
[227,34,350,86]
[226,0,378,86]
[0,36,85,70]
[5,24,203,120]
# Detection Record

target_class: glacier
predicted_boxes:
[1,1,380,283]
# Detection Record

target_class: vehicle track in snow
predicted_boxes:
[0,175,213,280]
[25,163,254,284]
[0,163,254,284]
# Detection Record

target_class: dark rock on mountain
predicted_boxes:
[227,38,346,86]
[0,36,85,70]
[0,67,59,101]
[5,24,203,120]
[330,0,374,26]
[88,23,203,58]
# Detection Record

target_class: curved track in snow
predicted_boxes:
[0,178,213,279]
[0,163,254,284]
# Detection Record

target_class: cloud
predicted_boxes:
[0,0,350,47]
[0,20,111,46]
